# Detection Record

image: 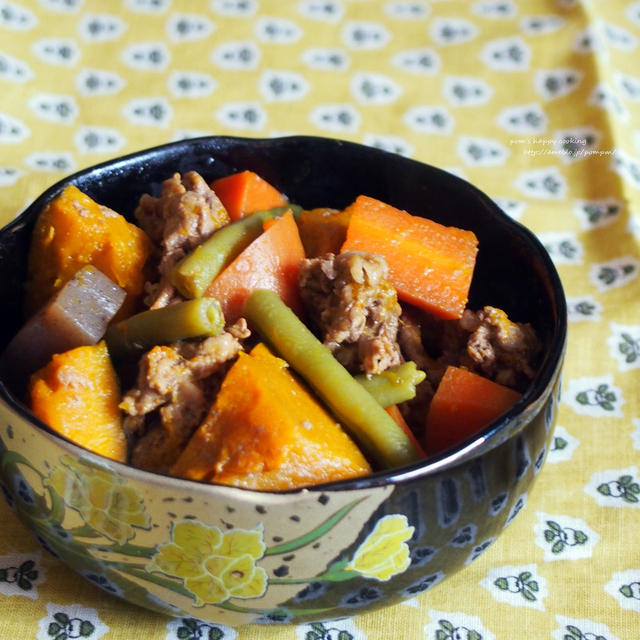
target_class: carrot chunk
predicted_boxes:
[425,365,521,455]
[205,210,305,322]
[385,405,427,459]
[340,195,478,319]
[211,170,289,221]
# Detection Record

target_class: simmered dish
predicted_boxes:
[1,169,541,490]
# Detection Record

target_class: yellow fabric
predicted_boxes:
[1,1,639,639]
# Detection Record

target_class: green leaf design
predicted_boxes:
[20,560,35,572]
[600,401,614,411]
[208,628,224,640]
[623,492,639,504]
[18,577,33,590]
[620,584,633,598]
[519,571,532,582]
[553,436,568,450]
[494,577,508,591]
[565,625,582,640]
[547,520,562,533]
[338,631,354,640]
[53,613,70,625]
[176,628,191,640]
[545,530,557,542]
[574,530,588,544]
[79,620,95,637]
[265,498,363,556]
[551,540,565,554]
[439,620,455,633]
[183,619,198,631]
[576,391,589,405]
[48,623,62,636]
[305,633,321,640]
[527,580,539,592]
[469,632,483,640]
[522,588,537,601]
[597,483,612,496]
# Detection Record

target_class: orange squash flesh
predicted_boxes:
[425,365,521,455]
[25,184,152,320]
[211,170,289,221]
[340,195,478,320]
[205,210,305,322]
[29,341,127,462]
[171,343,372,490]
[297,207,351,257]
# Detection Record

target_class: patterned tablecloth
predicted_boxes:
[1,1,639,639]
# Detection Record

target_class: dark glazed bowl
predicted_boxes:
[0,136,566,626]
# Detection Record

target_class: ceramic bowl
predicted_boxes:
[0,136,566,626]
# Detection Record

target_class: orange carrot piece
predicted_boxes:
[425,365,521,455]
[340,195,478,320]
[385,405,427,459]
[205,210,305,322]
[212,170,289,221]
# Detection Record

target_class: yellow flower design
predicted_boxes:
[345,514,415,581]
[44,455,150,544]
[148,520,268,606]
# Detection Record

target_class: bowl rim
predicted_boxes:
[0,134,568,496]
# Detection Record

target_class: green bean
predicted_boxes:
[243,289,422,469]
[355,362,426,408]
[172,205,303,298]
[106,298,225,357]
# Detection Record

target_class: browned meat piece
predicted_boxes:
[399,305,538,392]
[120,320,249,473]
[299,251,402,375]
[459,306,540,389]
[135,171,230,308]
[398,310,443,384]
[395,310,436,431]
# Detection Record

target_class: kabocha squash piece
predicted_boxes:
[340,195,479,320]
[29,341,127,462]
[1,265,125,385]
[205,210,305,322]
[171,343,371,490]
[211,170,289,221]
[297,207,351,257]
[424,365,522,455]
[25,184,153,319]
